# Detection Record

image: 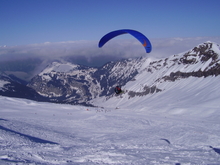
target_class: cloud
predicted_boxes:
[149,37,220,59]
[0,37,220,67]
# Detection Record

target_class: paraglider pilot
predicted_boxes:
[115,86,122,94]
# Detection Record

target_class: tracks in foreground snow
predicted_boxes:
[0,104,220,164]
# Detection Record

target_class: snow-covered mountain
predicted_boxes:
[0,72,47,101]
[121,41,220,96]
[27,62,98,105]
[26,41,220,106]
[1,41,220,164]
[27,58,147,105]
[94,41,220,109]
[1,41,220,106]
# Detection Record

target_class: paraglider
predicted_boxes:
[98,29,152,53]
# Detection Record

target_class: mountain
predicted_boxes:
[26,57,157,105]
[94,41,220,108]
[0,72,48,101]
[1,41,220,106]
[1,42,220,164]
[27,62,98,105]
[26,41,220,105]
[125,41,220,97]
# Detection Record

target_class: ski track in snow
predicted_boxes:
[1,96,220,164]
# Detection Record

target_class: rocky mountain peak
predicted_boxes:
[179,42,219,65]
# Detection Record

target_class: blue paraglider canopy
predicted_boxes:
[98,29,152,53]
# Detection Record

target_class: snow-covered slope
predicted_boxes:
[93,42,220,108]
[1,42,220,164]
[1,86,220,164]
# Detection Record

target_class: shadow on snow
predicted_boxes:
[0,118,8,121]
[160,138,171,144]
[0,125,58,145]
[210,146,220,155]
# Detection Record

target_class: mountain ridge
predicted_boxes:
[0,41,220,106]
[94,41,220,108]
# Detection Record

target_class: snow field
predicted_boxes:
[1,95,220,164]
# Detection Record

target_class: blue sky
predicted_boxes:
[0,0,220,67]
[1,0,220,46]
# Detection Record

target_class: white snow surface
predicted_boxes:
[0,80,9,90]
[1,74,220,164]
[1,42,220,164]
[40,62,79,75]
